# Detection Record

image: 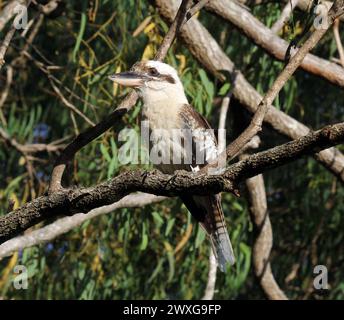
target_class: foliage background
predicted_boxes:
[0,0,343,299]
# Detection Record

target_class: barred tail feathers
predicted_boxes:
[209,221,235,272]
[180,194,235,272]
[206,198,235,272]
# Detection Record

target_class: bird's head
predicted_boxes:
[109,60,188,104]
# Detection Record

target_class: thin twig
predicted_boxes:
[154,0,193,61]
[2,121,344,244]
[202,0,343,173]
[202,93,231,300]
[0,0,34,70]
[48,77,96,127]
[0,65,13,125]
[333,18,344,67]
[0,193,166,260]
[0,26,16,70]
[188,0,210,19]
[0,127,65,154]
[202,249,218,300]
[156,0,344,182]
[218,96,231,138]
[271,0,299,34]
[0,0,26,32]
[48,0,211,193]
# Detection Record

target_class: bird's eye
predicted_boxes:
[148,68,159,77]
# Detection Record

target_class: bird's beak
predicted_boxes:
[108,71,148,88]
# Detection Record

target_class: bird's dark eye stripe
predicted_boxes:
[161,75,176,84]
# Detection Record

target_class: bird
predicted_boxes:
[109,60,235,272]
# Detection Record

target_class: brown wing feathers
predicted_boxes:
[177,105,235,271]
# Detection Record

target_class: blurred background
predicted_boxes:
[0,0,343,299]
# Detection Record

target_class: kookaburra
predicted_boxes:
[109,60,235,271]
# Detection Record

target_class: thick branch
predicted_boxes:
[48,0,205,193]
[155,0,344,182]
[0,193,166,260]
[245,173,288,300]
[223,7,334,162]
[227,123,344,182]
[1,122,343,244]
[206,0,344,88]
[0,0,26,32]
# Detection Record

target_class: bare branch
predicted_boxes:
[333,18,344,67]
[0,193,166,260]
[155,0,344,182]
[0,27,16,70]
[1,121,344,245]
[242,137,287,300]
[0,0,26,32]
[271,0,300,34]
[0,127,65,154]
[48,77,96,127]
[202,249,218,300]
[0,0,35,70]
[48,0,211,194]
[245,173,288,300]
[0,65,13,125]
[188,0,211,18]
[206,0,344,88]
[218,96,231,136]
[154,0,193,61]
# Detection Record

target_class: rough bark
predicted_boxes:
[206,0,344,88]
[246,174,288,300]
[155,0,344,182]
[1,122,343,244]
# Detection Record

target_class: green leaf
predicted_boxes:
[72,5,87,63]
[100,144,111,162]
[140,222,148,251]
[148,258,165,283]
[232,201,243,212]
[165,218,175,236]
[195,225,206,248]
[219,83,230,96]
[198,69,214,100]
[152,211,164,228]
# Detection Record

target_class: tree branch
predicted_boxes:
[202,248,218,300]
[333,18,344,66]
[48,0,211,193]
[241,135,288,300]
[246,173,288,300]
[223,4,335,161]
[0,26,16,70]
[0,193,166,260]
[0,127,66,154]
[0,65,13,125]
[0,0,26,32]
[1,122,343,245]
[155,0,344,182]
[206,0,344,89]
[271,0,300,34]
